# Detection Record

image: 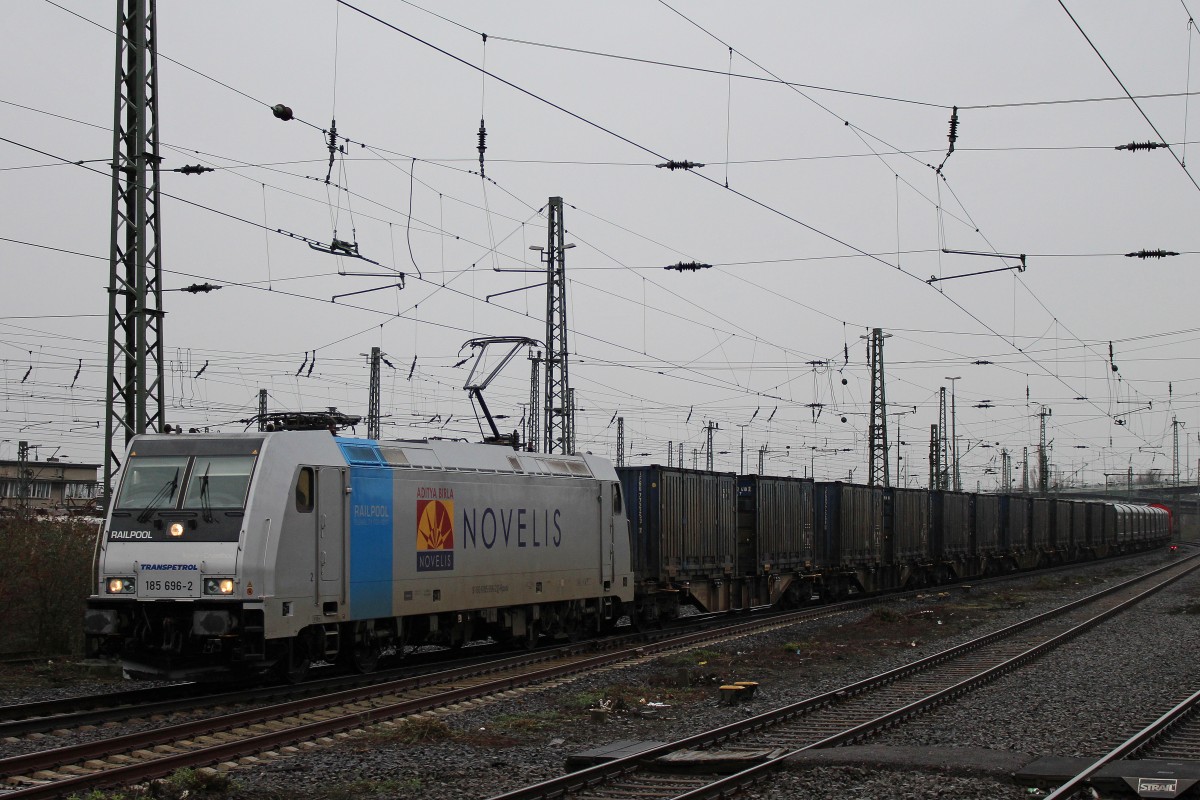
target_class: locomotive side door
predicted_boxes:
[601,481,616,589]
[318,466,346,601]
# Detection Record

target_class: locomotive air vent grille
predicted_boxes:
[507,456,524,472]
[401,448,442,468]
[567,461,592,476]
[380,447,410,466]
[344,445,381,465]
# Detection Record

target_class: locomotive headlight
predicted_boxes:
[169,522,185,538]
[106,577,135,594]
[203,577,235,595]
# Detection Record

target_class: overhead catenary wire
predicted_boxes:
[0,26,1152,455]
[11,1,1190,474]
[1057,0,1200,196]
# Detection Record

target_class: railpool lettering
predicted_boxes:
[353,504,389,519]
[109,530,152,540]
[463,507,563,549]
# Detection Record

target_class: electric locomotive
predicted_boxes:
[85,426,634,680]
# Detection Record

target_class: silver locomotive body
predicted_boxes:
[85,431,634,679]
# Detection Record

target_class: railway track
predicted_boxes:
[0,592,891,797]
[483,555,1200,800]
[1042,688,1200,799]
[2,550,1146,742]
[0,553,1178,797]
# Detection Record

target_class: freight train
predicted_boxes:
[84,426,1170,681]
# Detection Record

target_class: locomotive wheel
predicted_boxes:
[279,634,311,684]
[340,623,382,673]
[349,642,380,673]
[522,621,540,651]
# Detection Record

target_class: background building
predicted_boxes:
[0,454,101,514]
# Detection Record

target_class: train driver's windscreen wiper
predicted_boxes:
[136,468,180,523]
[199,463,214,523]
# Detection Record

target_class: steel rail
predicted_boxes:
[0,593,896,797]
[671,557,1200,800]
[0,547,1155,735]
[486,555,1200,800]
[1042,688,1200,800]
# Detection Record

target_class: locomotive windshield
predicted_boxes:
[115,453,257,511]
[114,456,188,510]
[181,455,255,510]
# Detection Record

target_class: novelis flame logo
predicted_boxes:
[416,491,455,572]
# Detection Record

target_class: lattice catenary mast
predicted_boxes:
[616,417,625,468]
[542,197,574,454]
[104,0,165,501]
[367,347,382,440]
[866,328,890,486]
[937,389,949,490]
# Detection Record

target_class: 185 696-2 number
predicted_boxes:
[144,579,193,593]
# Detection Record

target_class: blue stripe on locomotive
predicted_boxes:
[337,440,394,619]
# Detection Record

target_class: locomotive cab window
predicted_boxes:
[612,483,623,514]
[295,467,314,513]
[182,455,256,510]
[115,456,188,510]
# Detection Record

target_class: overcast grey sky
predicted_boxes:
[3,1,1199,489]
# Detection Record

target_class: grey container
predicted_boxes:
[1031,497,1052,550]
[934,491,972,559]
[1054,498,1073,550]
[885,487,930,562]
[814,482,883,566]
[973,493,1001,555]
[1002,495,1031,552]
[737,475,814,573]
[618,465,737,583]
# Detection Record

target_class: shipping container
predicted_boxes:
[1070,500,1088,548]
[931,491,972,559]
[1001,495,1031,552]
[1086,501,1106,548]
[617,465,737,584]
[814,482,883,566]
[884,487,930,562]
[1053,499,1073,550]
[1031,497,1052,550]
[973,494,1001,555]
[736,475,814,573]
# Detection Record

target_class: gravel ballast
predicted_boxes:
[209,550,1194,800]
[2,550,1191,799]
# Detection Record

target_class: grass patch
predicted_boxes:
[318,777,422,800]
[490,710,565,732]
[658,648,722,669]
[1168,602,1200,616]
[1024,574,1108,591]
[0,659,123,691]
[68,768,236,800]
[563,681,707,716]
[361,716,457,745]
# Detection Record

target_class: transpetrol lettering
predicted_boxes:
[140,564,199,571]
